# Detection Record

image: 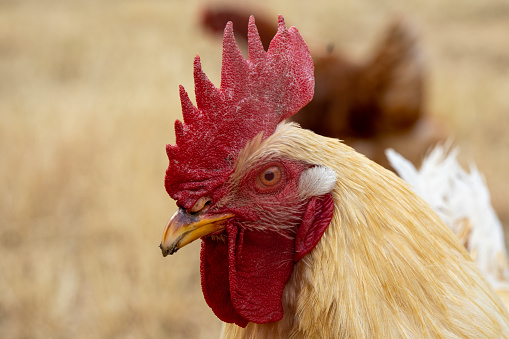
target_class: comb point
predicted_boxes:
[224,20,234,34]
[179,85,198,125]
[193,54,202,74]
[221,18,249,101]
[222,19,241,56]
[248,15,265,59]
[166,144,178,158]
[277,15,286,32]
[174,120,185,145]
[194,54,221,113]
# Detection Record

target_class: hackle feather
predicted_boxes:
[222,123,509,338]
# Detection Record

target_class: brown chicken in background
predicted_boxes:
[200,6,446,168]
[160,15,509,337]
[202,6,278,51]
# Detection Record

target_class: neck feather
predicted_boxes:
[221,124,509,338]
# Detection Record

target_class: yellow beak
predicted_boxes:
[160,208,234,257]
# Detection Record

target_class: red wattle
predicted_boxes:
[201,236,249,327]
[295,193,334,261]
[200,194,334,327]
[200,223,295,327]
[228,224,295,324]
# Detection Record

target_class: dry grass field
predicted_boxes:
[1,0,508,338]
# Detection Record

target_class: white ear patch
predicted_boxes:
[298,166,337,199]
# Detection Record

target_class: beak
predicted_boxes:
[160,208,234,257]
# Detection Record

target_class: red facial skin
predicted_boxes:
[194,159,334,327]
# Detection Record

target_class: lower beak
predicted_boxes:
[160,208,234,257]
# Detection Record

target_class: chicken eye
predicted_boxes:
[258,166,282,187]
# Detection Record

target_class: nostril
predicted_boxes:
[189,196,212,214]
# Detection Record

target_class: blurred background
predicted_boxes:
[1,0,508,337]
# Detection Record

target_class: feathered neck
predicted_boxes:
[221,124,509,338]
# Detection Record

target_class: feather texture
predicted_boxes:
[221,124,509,338]
[387,146,509,302]
[164,15,509,338]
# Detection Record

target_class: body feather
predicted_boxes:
[387,146,509,308]
[221,123,509,338]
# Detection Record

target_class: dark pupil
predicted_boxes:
[264,171,275,182]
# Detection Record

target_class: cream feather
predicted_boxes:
[221,123,509,338]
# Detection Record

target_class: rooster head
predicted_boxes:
[160,16,336,327]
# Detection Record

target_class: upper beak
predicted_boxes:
[160,207,234,257]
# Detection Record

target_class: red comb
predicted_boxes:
[165,15,314,208]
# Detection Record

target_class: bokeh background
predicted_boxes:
[1,0,508,337]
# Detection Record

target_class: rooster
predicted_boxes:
[160,16,509,337]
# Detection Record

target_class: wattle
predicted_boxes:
[200,223,295,327]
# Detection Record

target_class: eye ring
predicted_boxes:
[257,165,283,189]
[259,166,281,186]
